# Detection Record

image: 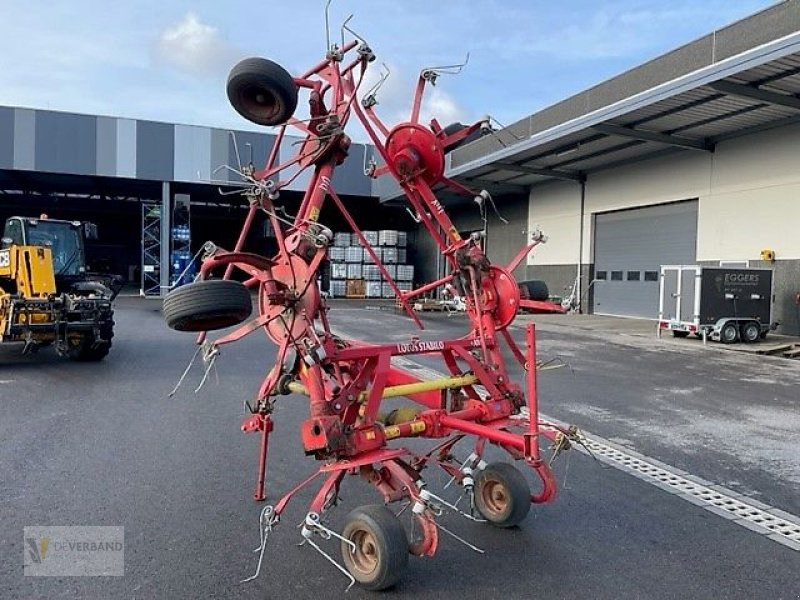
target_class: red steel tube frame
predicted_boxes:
[182,37,566,562]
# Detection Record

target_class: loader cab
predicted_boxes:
[2,216,95,292]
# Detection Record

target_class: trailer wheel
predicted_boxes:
[740,321,761,344]
[672,330,690,338]
[227,58,298,126]
[163,280,252,332]
[474,462,531,528]
[720,322,739,344]
[518,280,550,301]
[340,505,408,591]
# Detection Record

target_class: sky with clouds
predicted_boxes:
[0,0,777,139]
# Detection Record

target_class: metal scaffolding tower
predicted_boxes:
[140,202,163,296]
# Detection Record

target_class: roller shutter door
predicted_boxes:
[592,201,698,318]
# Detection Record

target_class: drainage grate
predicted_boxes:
[391,355,800,552]
[578,437,800,549]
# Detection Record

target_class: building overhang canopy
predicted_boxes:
[434,6,800,200]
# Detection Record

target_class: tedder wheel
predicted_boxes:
[672,330,690,338]
[518,279,550,301]
[227,57,299,126]
[163,280,252,332]
[441,122,482,151]
[474,462,531,528]
[720,322,739,344]
[740,321,761,344]
[340,505,409,591]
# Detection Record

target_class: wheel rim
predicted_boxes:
[744,325,759,342]
[242,86,278,121]
[349,528,379,576]
[722,326,737,342]
[480,478,510,516]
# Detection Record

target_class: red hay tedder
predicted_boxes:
[164,28,577,591]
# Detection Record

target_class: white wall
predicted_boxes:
[527,181,582,265]
[527,122,800,265]
[700,122,800,261]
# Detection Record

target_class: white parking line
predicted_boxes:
[390,355,800,552]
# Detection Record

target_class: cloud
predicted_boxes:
[153,13,240,77]
[421,88,468,127]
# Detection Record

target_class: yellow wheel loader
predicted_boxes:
[0,215,118,360]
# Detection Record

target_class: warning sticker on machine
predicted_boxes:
[0,250,9,268]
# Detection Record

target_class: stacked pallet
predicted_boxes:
[328,230,414,298]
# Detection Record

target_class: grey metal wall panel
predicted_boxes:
[210,129,229,183]
[331,144,371,196]
[593,200,698,318]
[451,194,529,278]
[35,111,97,175]
[373,153,402,200]
[174,125,212,183]
[412,194,529,284]
[587,36,714,113]
[0,107,13,168]
[96,116,117,176]
[280,134,312,191]
[228,130,274,182]
[116,119,137,178]
[13,108,36,170]
[715,1,800,62]
[136,120,174,181]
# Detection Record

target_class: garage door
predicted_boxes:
[592,201,698,318]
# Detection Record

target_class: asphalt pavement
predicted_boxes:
[1,297,798,599]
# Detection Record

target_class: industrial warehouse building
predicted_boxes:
[2,2,799,335]
[429,1,800,335]
[0,108,407,294]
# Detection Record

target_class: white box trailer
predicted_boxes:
[658,265,776,343]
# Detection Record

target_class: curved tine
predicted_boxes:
[342,14,369,46]
[324,0,334,51]
[422,52,470,76]
[212,164,254,184]
[228,131,244,171]
[363,63,390,102]
[484,190,509,224]
[340,14,354,47]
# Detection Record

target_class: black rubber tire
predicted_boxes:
[740,321,761,344]
[474,462,531,528]
[518,279,550,301]
[340,505,409,591]
[672,330,690,338]
[68,319,114,362]
[720,322,739,344]
[163,280,252,332]
[442,122,482,151]
[227,57,298,126]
